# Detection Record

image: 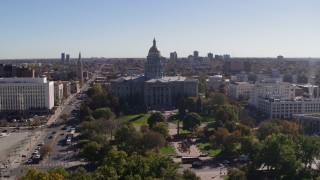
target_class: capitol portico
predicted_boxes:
[110,39,198,110]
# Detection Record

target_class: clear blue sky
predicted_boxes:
[0,0,319,59]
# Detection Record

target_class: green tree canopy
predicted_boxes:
[147,112,166,128]
[92,107,115,120]
[151,122,169,138]
[255,134,300,179]
[183,112,202,132]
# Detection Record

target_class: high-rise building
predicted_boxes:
[66,54,70,64]
[77,52,84,86]
[61,53,65,63]
[170,52,178,61]
[193,51,199,61]
[277,55,284,60]
[208,53,213,61]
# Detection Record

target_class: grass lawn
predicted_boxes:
[196,142,221,156]
[160,144,176,155]
[201,117,216,126]
[123,113,151,125]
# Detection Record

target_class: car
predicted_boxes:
[192,162,202,168]
[52,131,57,134]
[31,152,38,156]
[26,158,33,164]
[60,132,65,136]
[35,146,41,150]
[33,150,39,154]
[40,141,45,145]
[48,135,53,139]
[32,155,41,159]
[61,127,67,130]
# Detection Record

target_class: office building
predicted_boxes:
[61,53,65,63]
[170,52,178,61]
[208,53,214,61]
[228,82,254,100]
[0,77,54,115]
[66,54,70,64]
[193,51,199,61]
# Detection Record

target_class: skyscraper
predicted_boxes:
[61,53,65,63]
[170,52,178,61]
[66,54,70,64]
[208,53,214,61]
[78,52,84,86]
[193,51,199,61]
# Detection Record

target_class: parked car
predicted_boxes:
[26,158,33,164]
[48,135,53,139]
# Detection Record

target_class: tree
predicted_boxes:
[87,83,104,99]
[79,141,102,164]
[92,107,115,120]
[82,115,95,122]
[227,168,246,180]
[182,169,201,180]
[256,121,283,141]
[255,134,300,179]
[151,122,169,138]
[68,167,93,180]
[280,120,301,135]
[142,131,165,150]
[216,105,239,123]
[40,145,52,157]
[178,95,187,118]
[196,96,202,113]
[209,92,227,106]
[60,114,69,121]
[186,97,197,113]
[147,112,166,128]
[296,135,320,168]
[182,112,201,132]
[240,136,259,158]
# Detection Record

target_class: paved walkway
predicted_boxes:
[168,123,201,157]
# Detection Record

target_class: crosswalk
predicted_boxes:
[21,163,64,167]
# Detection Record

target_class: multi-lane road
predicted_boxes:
[7,78,93,178]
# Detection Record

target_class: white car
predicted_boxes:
[33,150,39,154]
[32,155,41,159]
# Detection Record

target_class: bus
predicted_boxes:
[181,156,200,164]
[70,128,75,135]
[66,134,73,145]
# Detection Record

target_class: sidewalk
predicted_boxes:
[168,123,201,157]
[9,131,45,169]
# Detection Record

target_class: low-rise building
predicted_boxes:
[61,81,71,99]
[54,81,64,104]
[71,81,80,93]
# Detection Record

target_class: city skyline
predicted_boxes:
[0,0,319,59]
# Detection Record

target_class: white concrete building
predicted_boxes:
[206,75,223,91]
[0,77,54,114]
[249,81,320,119]
[249,81,295,107]
[228,82,254,100]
